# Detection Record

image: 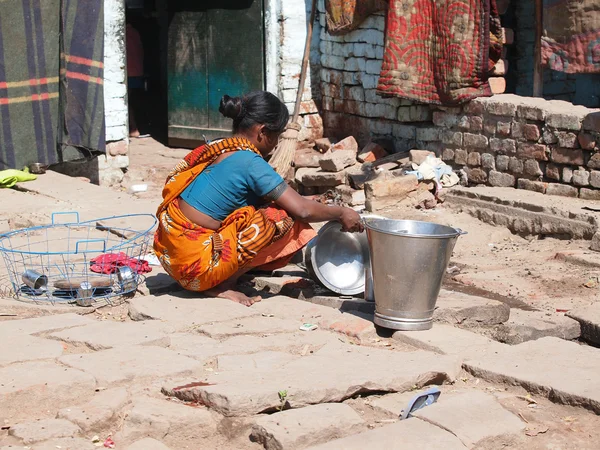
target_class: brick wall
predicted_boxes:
[437,95,600,199]
[316,3,434,153]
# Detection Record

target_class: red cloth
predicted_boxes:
[90,252,152,275]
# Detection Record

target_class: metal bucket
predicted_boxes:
[365,219,466,331]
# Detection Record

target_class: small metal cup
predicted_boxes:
[22,270,48,291]
[76,281,94,307]
[28,163,46,174]
[117,266,138,293]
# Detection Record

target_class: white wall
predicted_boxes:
[104,0,128,144]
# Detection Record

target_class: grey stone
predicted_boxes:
[572,169,590,187]
[196,316,301,339]
[496,155,509,171]
[218,351,299,372]
[9,419,80,444]
[0,361,96,423]
[481,153,495,170]
[508,157,523,174]
[163,343,460,416]
[0,313,94,335]
[128,295,259,328]
[251,403,365,450]
[591,232,600,252]
[546,183,579,198]
[319,150,356,172]
[563,167,573,183]
[0,335,63,366]
[567,303,600,346]
[413,391,525,449]
[464,337,600,413]
[435,291,510,326]
[300,168,347,187]
[57,387,129,432]
[523,159,543,178]
[306,419,467,450]
[117,397,216,445]
[491,309,580,345]
[126,439,172,450]
[488,171,515,187]
[393,324,507,360]
[59,345,202,384]
[50,321,173,350]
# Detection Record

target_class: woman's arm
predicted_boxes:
[274,186,363,232]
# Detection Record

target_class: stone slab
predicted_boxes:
[9,419,80,444]
[490,309,581,344]
[251,403,365,450]
[217,351,298,372]
[163,343,460,416]
[0,361,96,423]
[128,295,259,328]
[413,391,525,449]
[196,316,301,339]
[567,303,600,346]
[306,418,467,449]
[247,295,341,322]
[50,320,174,350]
[126,438,172,450]
[57,387,129,432]
[116,397,216,445]
[393,324,507,360]
[0,335,64,366]
[30,437,97,450]
[59,345,202,384]
[435,291,510,326]
[0,313,94,335]
[464,337,600,413]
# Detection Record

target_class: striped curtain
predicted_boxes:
[0,0,105,170]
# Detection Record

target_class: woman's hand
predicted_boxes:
[339,207,364,233]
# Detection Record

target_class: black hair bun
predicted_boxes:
[219,95,244,120]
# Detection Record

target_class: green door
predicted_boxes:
[167,0,265,147]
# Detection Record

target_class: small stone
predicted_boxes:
[319,150,356,172]
[295,148,322,168]
[511,122,523,139]
[557,131,579,149]
[470,116,483,131]
[454,149,468,165]
[330,136,359,155]
[546,163,560,180]
[486,98,517,117]
[546,183,579,198]
[410,150,435,165]
[508,157,523,175]
[578,133,598,151]
[467,152,481,166]
[496,155,509,171]
[464,99,485,115]
[583,112,600,132]
[551,147,584,165]
[481,153,496,170]
[441,130,463,146]
[580,188,600,200]
[588,153,600,169]
[543,129,558,144]
[496,122,511,137]
[517,143,548,160]
[572,169,590,187]
[590,171,600,188]
[302,168,347,187]
[523,124,541,141]
[488,171,515,187]
[458,115,471,130]
[489,138,516,154]
[464,133,488,149]
[442,148,455,161]
[523,159,543,177]
[465,168,487,184]
[517,179,546,193]
[591,232,600,251]
[251,403,365,450]
[547,112,584,131]
[517,103,545,121]
[562,167,573,183]
[358,142,388,163]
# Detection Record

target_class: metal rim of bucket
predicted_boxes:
[364,218,467,240]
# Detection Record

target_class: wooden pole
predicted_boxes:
[533,0,543,97]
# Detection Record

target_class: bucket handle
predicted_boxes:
[51,212,80,224]
[75,239,107,254]
[455,228,468,236]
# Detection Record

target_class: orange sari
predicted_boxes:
[153,137,316,291]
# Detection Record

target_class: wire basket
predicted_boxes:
[0,212,157,306]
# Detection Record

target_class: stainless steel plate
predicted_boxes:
[306,221,370,295]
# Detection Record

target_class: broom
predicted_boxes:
[269,0,318,177]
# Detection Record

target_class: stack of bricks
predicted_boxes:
[437,94,600,198]
[317,4,432,152]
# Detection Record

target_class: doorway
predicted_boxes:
[167,0,266,147]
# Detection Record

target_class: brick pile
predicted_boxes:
[437,94,600,198]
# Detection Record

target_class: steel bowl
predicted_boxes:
[306,216,383,295]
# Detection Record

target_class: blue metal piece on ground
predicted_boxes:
[400,386,441,420]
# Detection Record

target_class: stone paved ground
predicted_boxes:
[1,139,600,449]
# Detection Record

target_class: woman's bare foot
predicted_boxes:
[205,287,261,307]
